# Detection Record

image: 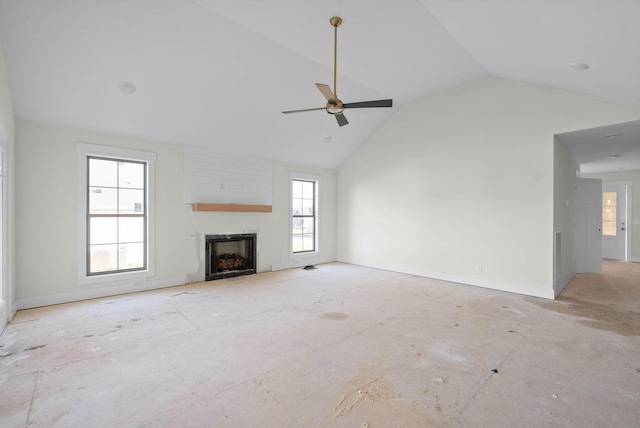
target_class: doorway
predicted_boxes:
[602,182,631,261]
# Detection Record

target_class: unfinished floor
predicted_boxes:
[1,260,639,427]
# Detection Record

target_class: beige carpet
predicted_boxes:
[1,261,638,427]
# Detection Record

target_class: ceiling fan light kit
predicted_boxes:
[326,100,344,115]
[282,16,393,127]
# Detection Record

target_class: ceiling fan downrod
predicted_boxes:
[330,16,342,98]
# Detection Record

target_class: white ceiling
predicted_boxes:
[0,0,639,170]
[556,120,640,175]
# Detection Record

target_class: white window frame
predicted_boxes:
[77,143,155,285]
[290,172,320,256]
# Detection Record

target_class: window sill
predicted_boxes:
[292,251,319,258]
[79,269,150,286]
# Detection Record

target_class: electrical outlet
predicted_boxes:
[475,265,483,274]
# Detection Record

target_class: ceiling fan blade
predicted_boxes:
[343,99,393,109]
[335,113,349,127]
[282,107,326,114]
[315,83,336,102]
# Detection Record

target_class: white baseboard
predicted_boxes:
[16,276,186,310]
[271,256,337,272]
[628,257,640,263]
[337,257,556,300]
[0,300,7,333]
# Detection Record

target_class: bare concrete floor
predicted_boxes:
[1,261,639,427]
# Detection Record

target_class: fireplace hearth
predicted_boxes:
[205,233,257,280]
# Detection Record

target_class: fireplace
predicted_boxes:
[205,233,257,281]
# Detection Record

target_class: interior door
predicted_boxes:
[575,177,602,273]
[602,184,627,260]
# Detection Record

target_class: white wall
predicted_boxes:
[338,77,640,299]
[0,41,12,141]
[15,119,337,308]
[0,37,14,329]
[581,169,640,262]
[553,138,579,295]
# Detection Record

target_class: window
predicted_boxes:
[602,191,617,236]
[291,177,317,253]
[88,157,146,275]
[78,144,155,284]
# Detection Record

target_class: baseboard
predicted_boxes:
[16,276,186,310]
[628,257,640,263]
[0,300,7,333]
[0,299,17,330]
[554,270,575,298]
[271,256,337,272]
[337,257,555,300]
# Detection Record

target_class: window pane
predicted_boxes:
[603,192,616,206]
[603,207,616,222]
[292,224,304,237]
[302,181,314,198]
[602,192,617,237]
[302,217,315,235]
[292,235,304,253]
[119,162,144,189]
[89,158,117,187]
[302,198,314,215]
[119,217,144,243]
[90,217,117,245]
[89,187,117,214]
[603,222,617,236]
[301,234,315,251]
[119,189,144,214]
[292,199,303,216]
[119,243,144,270]
[292,218,315,252]
[292,180,303,198]
[292,224,305,252]
[89,244,118,272]
[292,233,314,252]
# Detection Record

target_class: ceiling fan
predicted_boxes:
[282,16,393,127]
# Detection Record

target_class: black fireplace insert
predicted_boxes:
[205,233,257,281]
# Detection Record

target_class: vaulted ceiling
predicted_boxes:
[1,0,639,169]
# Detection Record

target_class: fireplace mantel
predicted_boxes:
[192,203,272,213]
